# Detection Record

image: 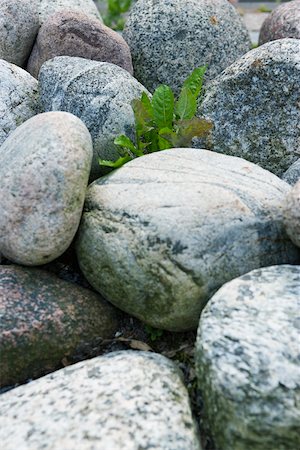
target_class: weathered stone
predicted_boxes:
[27,10,133,79]
[39,57,149,180]
[123,0,250,94]
[282,158,300,185]
[195,39,300,177]
[259,0,300,45]
[0,60,39,146]
[283,180,300,248]
[0,112,92,265]
[195,265,300,450]
[37,0,102,25]
[0,265,119,387]
[0,351,201,449]
[76,148,299,332]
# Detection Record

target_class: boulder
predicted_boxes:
[283,180,300,248]
[282,158,300,185]
[0,112,92,265]
[37,0,102,25]
[259,0,300,45]
[195,265,300,450]
[195,39,300,177]
[76,148,299,332]
[39,57,149,180]
[0,351,201,450]
[123,0,250,94]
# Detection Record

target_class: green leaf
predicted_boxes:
[99,155,132,169]
[152,85,174,130]
[159,127,177,147]
[175,87,197,120]
[183,66,207,98]
[140,92,153,118]
[175,117,212,147]
[114,135,143,157]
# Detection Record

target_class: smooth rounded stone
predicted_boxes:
[0,112,92,266]
[259,0,300,45]
[195,265,300,450]
[123,0,250,94]
[27,10,133,79]
[283,180,300,248]
[39,57,149,180]
[0,265,119,387]
[282,158,300,185]
[0,0,39,67]
[37,0,102,25]
[76,148,300,332]
[0,351,202,450]
[0,60,39,146]
[195,39,300,177]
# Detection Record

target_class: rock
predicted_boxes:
[0,265,119,387]
[0,60,39,146]
[259,0,300,45]
[37,0,102,25]
[283,180,300,248]
[0,0,39,67]
[195,39,300,177]
[123,0,250,94]
[76,148,299,332]
[282,158,300,185]
[0,351,201,450]
[39,57,149,180]
[195,265,300,450]
[27,10,133,79]
[0,112,92,265]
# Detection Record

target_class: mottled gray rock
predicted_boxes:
[0,112,92,265]
[123,0,250,94]
[39,57,149,180]
[195,265,300,450]
[283,180,300,248]
[282,158,300,185]
[0,0,39,67]
[195,39,300,177]
[0,60,39,146]
[37,0,102,25]
[76,148,299,331]
[259,0,300,45]
[0,265,119,387]
[0,351,201,450]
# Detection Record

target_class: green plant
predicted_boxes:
[144,325,164,342]
[99,66,212,169]
[104,0,132,31]
[257,4,272,13]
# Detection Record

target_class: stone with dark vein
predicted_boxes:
[259,0,300,45]
[283,180,300,248]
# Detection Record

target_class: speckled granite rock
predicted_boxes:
[76,148,299,332]
[37,0,102,25]
[283,180,300,248]
[0,0,39,67]
[39,57,149,180]
[27,10,133,79]
[259,0,300,45]
[0,112,92,265]
[123,0,250,94]
[0,351,201,450]
[0,265,119,387]
[195,265,300,450]
[282,158,300,185]
[195,39,300,177]
[0,60,39,146]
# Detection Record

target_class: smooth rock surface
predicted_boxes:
[0,351,201,450]
[123,0,250,94]
[195,39,300,177]
[259,0,300,45]
[0,112,92,265]
[284,180,300,248]
[0,60,39,146]
[39,57,149,180]
[27,10,133,79]
[0,265,119,387]
[282,158,300,185]
[196,265,300,450]
[76,148,299,331]
[37,0,102,25]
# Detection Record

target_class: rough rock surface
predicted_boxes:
[283,180,300,248]
[0,265,119,387]
[0,351,201,450]
[76,148,299,332]
[0,60,39,146]
[27,10,133,79]
[282,158,300,185]
[39,57,149,180]
[37,0,102,25]
[0,112,92,265]
[259,0,300,45]
[195,265,300,450]
[195,39,300,177]
[123,0,250,94]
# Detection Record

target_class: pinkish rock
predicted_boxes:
[259,0,300,45]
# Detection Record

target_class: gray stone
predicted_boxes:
[0,351,202,450]
[39,57,149,180]
[282,158,300,185]
[195,39,300,177]
[259,0,300,45]
[0,112,92,266]
[123,0,251,94]
[195,265,300,450]
[0,60,39,146]
[283,180,300,248]
[0,265,119,387]
[37,0,102,25]
[76,148,300,332]
[0,0,39,67]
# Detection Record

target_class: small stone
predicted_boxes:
[259,0,300,45]
[37,0,102,25]
[0,112,92,265]
[195,265,300,450]
[282,158,300,185]
[283,180,300,248]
